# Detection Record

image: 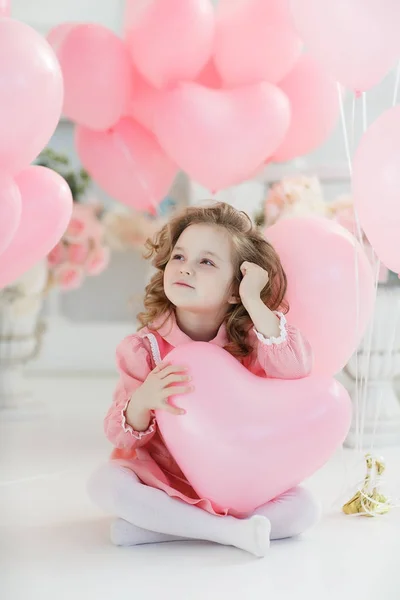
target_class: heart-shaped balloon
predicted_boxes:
[76,117,177,212]
[0,166,73,289]
[157,343,351,514]
[154,81,290,191]
[124,0,215,89]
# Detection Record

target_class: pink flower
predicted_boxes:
[47,242,66,267]
[64,215,89,243]
[86,246,110,276]
[64,204,95,243]
[53,263,85,291]
[67,242,89,265]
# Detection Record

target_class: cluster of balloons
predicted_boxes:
[258,0,400,374]
[289,1,400,288]
[47,0,341,205]
[0,15,72,289]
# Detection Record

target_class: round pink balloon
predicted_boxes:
[157,342,351,513]
[353,105,400,274]
[290,0,400,92]
[196,60,222,89]
[154,81,290,191]
[0,19,63,175]
[76,118,177,212]
[0,1,10,17]
[48,23,132,130]
[124,0,215,89]
[215,0,302,86]
[0,167,73,289]
[266,217,375,376]
[0,174,22,256]
[273,55,339,162]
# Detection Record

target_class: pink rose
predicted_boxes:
[64,204,95,243]
[67,242,89,265]
[53,263,84,291]
[48,242,66,267]
[86,246,110,276]
[64,215,89,243]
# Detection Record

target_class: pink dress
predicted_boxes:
[105,311,313,517]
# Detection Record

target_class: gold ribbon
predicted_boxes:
[342,454,391,517]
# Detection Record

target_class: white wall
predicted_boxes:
[11,0,125,35]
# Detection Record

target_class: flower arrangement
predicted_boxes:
[261,175,395,285]
[47,202,111,291]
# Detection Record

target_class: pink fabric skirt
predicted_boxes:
[110,445,244,519]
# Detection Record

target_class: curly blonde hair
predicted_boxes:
[138,202,288,359]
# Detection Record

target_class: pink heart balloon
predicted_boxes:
[76,118,177,212]
[0,166,73,289]
[273,54,339,162]
[215,0,302,86]
[124,0,215,89]
[0,173,22,256]
[155,81,290,191]
[157,343,351,514]
[266,217,375,376]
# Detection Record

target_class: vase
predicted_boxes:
[344,284,400,448]
[0,262,47,411]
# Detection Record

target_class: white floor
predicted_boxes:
[1,375,400,600]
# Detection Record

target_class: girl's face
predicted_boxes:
[164,224,238,315]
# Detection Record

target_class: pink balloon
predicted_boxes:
[0,1,10,17]
[0,174,22,256]
[46,22,75,52]
[155,81,290,191]
[0,19,63,175]
[0,167,73,289]
[290,0,400,92]
[215,0,302,86]
[124,0,215,89]
[196,60,222,89]
[266,217,375,376]
[48,23,132,130]
[273,55,339,162]
[157,343,351,513]
[126,70,162,132]
[353,105,400,274]
[76,118,177,212]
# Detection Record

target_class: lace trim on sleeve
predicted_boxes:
[253,311,288,346]
[121,397,156,440]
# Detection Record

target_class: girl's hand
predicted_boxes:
[126,362,193,430]
[239,262,269,306]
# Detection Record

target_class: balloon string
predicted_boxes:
[337,83,363,449]
[359,257,380,446]
[337,83,353,177]
[361,92,368,133]
[393,61,400,106]
[350,93,357,150]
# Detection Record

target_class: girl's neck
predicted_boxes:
[175,308,224,342]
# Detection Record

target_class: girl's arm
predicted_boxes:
[104,335,157,450]
[248,310,313,379]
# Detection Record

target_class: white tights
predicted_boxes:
[88,463,320,557]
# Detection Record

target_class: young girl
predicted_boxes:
[88,202,320,557]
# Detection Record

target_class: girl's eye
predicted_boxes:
[201,259,215,267]
[172,254,184,260]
